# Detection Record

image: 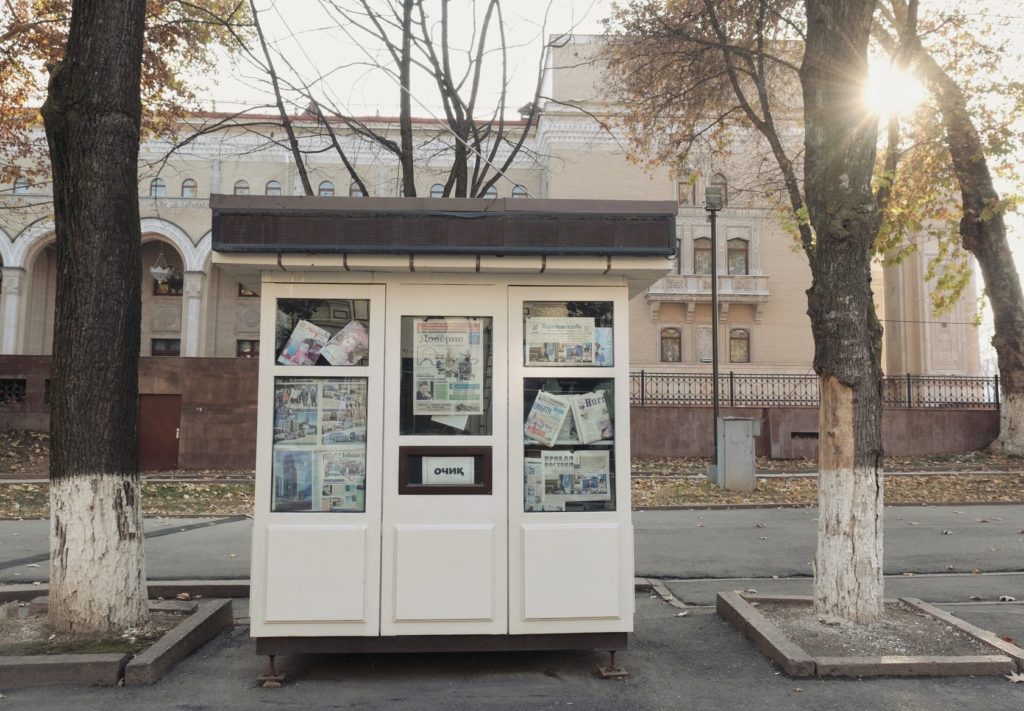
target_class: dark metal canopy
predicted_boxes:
[211,195,677,257]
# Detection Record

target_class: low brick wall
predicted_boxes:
[0,356,259,470]
[1,356,1002,467]
[631,405,999,459]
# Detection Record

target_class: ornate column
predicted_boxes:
[182,271,205,357]
[0,268,25,354]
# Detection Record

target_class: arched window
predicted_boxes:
[729,329,750,363]
[660,328,682,363]
[693,237,712,276]
[149,178,166,198]
[727,238,749,275]
[181,179,197,198]
[13,176,29,195]
[511,184,528,199]
[481,185,497,199]
[265,180,282,196]
[233,180,250,196]
[709,173,728,207]
[677,180,696,205]
[430,183,444,198]
[319,180,335,197]
[348,181,362,197]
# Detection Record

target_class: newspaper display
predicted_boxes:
[539,449,611,510]
[412,317,484,416]
[594,327,613,366]
[277,320,331,366]
[271,376,368,512]
[319,446,366,511]
[571,390,614,444]
[523,390,571,446]
[524,457,545,511]
[525,317,595,365]
[320,320,369,366]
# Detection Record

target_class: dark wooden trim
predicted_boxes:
[398,445,492,495]
[255,632,628,655]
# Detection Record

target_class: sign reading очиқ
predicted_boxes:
[423,456,476,486]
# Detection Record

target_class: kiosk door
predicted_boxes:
[381,282,507,636]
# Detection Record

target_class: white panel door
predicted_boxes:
[251,282,385,638]
[381,281,508,636]
[508,285,635,635]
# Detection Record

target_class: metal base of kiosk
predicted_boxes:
[256,632,628,656]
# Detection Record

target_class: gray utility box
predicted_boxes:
[708,417,761,492]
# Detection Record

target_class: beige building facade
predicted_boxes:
[0,36,980,377]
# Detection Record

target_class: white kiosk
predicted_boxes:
[211,196,675,675]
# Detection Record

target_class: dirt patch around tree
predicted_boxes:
[754,599,991,657]
[0,600,189,656]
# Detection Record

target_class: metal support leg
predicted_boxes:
[598,649,629,679]
[257,654,286,687]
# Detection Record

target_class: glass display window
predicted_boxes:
[275,298,370,367]
[522,377,615,513]
[272,376,368,512]
[522,301,613,367]
[399,316,493,435]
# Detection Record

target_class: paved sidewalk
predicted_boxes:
[0,506,1022,709]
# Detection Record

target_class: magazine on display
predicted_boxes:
[277,320,331,366]
[539,449,611,510]
[594,327,613,366]
[320,320,369,366]
[319,446,366,512]
[272,448,314,511]
[412,317,485,416]
[525,316,595,365]
[321,379,368,444]
[524,457,544,511]
[571,390,613,444]
[524,390,571,446]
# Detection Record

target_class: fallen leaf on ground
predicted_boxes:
[1006,672,1024,683]
[176,592,191,600]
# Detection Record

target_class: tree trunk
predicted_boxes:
[909,47,1024,455]
[801,0,884,624]
[398,0,416,197]
[40,0,148,634]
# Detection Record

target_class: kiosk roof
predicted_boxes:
[211,195,677,257]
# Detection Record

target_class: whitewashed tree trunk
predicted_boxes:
[813,377,883,624]
[995,393,1024,456]
[49,475,147,634]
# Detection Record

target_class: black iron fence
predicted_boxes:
[631,371,1000,409]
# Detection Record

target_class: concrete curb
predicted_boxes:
[900,596,1024,672]
[0,580,252,603]
[0,598,234,688]
[716,592,1020,678]
[124,598,234,685]
[0,653,129,689]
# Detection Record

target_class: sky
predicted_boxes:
[197,0,1022,371]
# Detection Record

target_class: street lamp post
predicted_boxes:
[705,186,724,472]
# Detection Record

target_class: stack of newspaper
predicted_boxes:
[524,389,613,447]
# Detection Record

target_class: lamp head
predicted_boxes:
[705,186,724,211]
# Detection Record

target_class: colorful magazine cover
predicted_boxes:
[320,320,369,366]
[277,319,331,366]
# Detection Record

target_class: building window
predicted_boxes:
[13,176,29,195]
[181,179,197,198]
[729,329,750,363]
[151,339,181,357]
[727,238,749,275]
[234,180,250,195]
[265,180,282,196]
[153,267,184,296]
[511,184,528,198]
[236,339,260,358]
[677,180,695,205]
[693,237,712,276]
[149,178,166,198]
[430,183,444,198]
[0,379,27,405]
[237,283,258,297]
[709,173,728,207]
[348,181,362,197]
[660,328,682,362]
[482,185,497,199]
[319,181,335,197]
